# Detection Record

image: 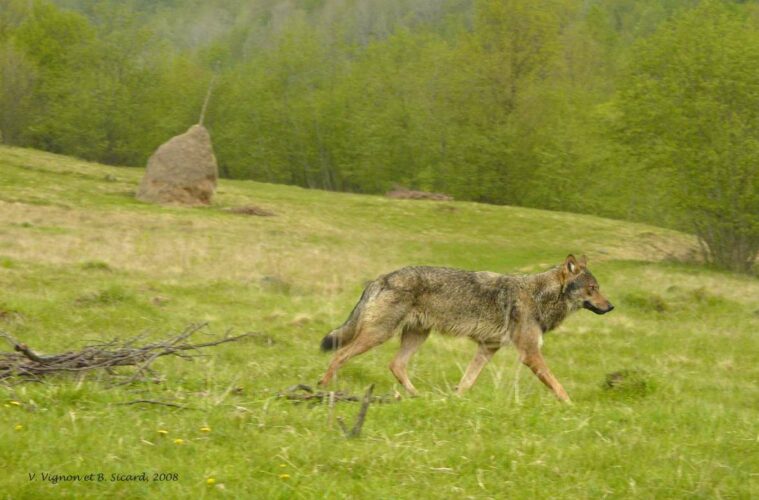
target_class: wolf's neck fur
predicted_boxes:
[524,268,573,332]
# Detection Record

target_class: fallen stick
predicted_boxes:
[341,384,374,438]
[118,399,194,410]
[277,384,395,404]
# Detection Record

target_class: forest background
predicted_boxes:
[1,0,757,271]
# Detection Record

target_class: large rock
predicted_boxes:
[136,124,218,205]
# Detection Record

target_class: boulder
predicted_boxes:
[136,124,218,205]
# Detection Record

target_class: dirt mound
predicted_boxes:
[136,124,218,205]
[385,187,453,201]
[226,205,275,217]
[603,369,653,397]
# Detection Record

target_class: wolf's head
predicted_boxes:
[560,255,614,314]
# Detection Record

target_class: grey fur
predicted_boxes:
[318,255,613,402]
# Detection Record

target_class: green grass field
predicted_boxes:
[0,145,757,499]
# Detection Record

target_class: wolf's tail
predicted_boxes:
[320,281,379,351]
[319,323,356,351]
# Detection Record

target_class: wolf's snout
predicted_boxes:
[583,300,614,314]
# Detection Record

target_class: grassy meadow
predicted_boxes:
[0,145,757,499]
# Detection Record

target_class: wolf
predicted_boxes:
[318,255,613,402]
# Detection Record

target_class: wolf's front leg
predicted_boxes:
[519,350,571,403]
[514,325,571,403]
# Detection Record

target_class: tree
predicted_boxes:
[13,1,95,153]
[0,43,36,144]
[616,1,759,272]
[425,0,569,204]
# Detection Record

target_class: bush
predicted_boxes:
[617,1,759,273]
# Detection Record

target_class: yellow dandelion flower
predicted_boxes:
[157,429,169,436]
[206,477,216,485]
[279,473,290,480]
[9,401,21,406]
[173,438,184,445]
[200,426,211,433]
[14,424,23,431]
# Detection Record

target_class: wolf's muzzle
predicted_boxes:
[583,301,614,314]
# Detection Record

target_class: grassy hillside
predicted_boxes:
[0,145,757,498]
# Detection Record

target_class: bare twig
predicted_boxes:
[0,325,254,383]
[198,73,217,126]
[115,324,205,386]
[276,384,394,405]
[327,390,336,428]
[118,399,193,409]
[331,385,376,438]
[346,384,374,438]
[0,332,52,363]
[280,384,380,438]
[286,384,315,394]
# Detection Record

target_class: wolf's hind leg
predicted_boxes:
[455,343,499,395]
[318,326,394,387]
[389,328,430,396]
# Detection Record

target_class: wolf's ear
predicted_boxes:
[578,255,588,269]
[564,254,580,275]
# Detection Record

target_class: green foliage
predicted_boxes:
[0,0,757,271]
[0,42,37,144]
[616,1,759,272]
[5,1,209,164]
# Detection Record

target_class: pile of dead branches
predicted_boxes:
[0,323,251,383]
